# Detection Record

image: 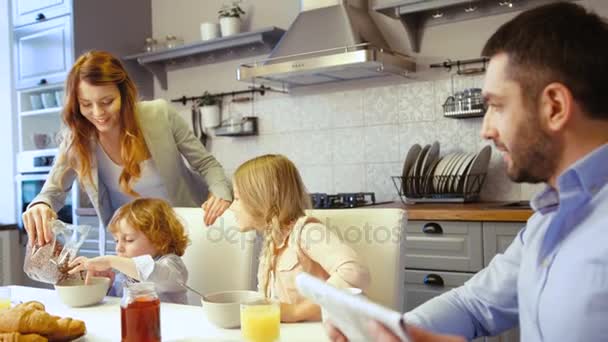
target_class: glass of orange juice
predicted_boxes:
[240,300,280,342]
[0,287,11,310]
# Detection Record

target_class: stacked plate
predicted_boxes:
[399,143,491,201]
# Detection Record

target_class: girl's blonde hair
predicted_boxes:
[108,198,190,256]
[233,154,311,298]
[59,50,149,196]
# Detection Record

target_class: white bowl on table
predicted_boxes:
[201,290,265,328]
[54,276,111,307]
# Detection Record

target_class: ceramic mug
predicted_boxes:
[54,90,65,107]
[200,22,219,41]
[29,94,44,110]
[33,133,51,149]
[41,92,58,108]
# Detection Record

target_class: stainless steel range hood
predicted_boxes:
[237,0,415,88]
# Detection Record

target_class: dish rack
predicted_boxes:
[391,174,487,203]
[431,58,488,119]
[443,91,485,118]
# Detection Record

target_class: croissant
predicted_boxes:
[0,308,57,336]
[0,332,48,342]
[12,302,45,313]
[46,318,85,342]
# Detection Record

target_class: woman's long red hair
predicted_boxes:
[59,50,148,196]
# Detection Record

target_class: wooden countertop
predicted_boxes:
[372,201,533,222]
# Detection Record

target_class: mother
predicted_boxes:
[23,50,232,246]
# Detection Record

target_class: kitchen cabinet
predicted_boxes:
[12,0,71,27]
[0,227,22,286]
[482,222,523,266]
[12,0,153,97]
[405,220,483,272]
[405,220,522,342]
[13,15,73,89]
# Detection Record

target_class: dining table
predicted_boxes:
[7,286,331,342]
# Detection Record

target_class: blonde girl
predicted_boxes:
[70,198,190,304]
[231,154,370,322]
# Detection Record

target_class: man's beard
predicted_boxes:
[506,114,561,184]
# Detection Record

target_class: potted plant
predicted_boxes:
[218,1,246,37]
[198,92,221,128]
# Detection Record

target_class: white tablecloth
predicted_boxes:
[9,286,330,342]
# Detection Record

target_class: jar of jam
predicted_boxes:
[120,282,161,342]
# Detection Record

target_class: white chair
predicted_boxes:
[306,208,407,311]
[175,207,258,305]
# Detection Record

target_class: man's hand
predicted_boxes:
[201,194,231,226]
[324,321,467,342]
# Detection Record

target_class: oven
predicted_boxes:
[16,149,92,229]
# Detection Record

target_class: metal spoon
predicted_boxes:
[177,280,205,300]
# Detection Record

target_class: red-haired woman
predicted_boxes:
[22,50,232,246]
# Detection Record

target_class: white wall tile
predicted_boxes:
[364,125,400,163]
[329,90,365,128]
[332,127,366,164]
[398,122,438,157]
[269,97,302,133]
[363,86,399,125]
[366,163,402,202]
[298,95,332,131]
[203,78,524,202]
[333,164,366,193]
[398,81,435,122]
[299,165,334,194]
[521,182,546,201]
[288,131,332,166]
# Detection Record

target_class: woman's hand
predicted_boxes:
[201,194,231,226]
[22,203,57,247]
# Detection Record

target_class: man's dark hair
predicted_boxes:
[482,2,608,119]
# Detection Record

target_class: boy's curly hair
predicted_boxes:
[108,198,190,256]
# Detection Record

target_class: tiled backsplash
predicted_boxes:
[208,75,544,202]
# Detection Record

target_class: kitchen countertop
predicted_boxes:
[371,201,533,222]
[0,224,18,231]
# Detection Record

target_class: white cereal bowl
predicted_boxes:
[201,290,265,328]
[54,276,111,307]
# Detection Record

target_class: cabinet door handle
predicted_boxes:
[422,222,443,234]
[423,274,445,287]
[36,13,46,21]
[38,78,47,85]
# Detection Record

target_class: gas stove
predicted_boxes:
[310,192,376,209]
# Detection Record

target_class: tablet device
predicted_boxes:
[296,273,410,342]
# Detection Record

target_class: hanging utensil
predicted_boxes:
[191,101,208,147]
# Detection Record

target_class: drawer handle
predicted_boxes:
[36,13,46,21]
[422,222,443,234]
[38,78,47,85]
[423,274,445,287]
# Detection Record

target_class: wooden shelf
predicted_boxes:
[123,27,285,90]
